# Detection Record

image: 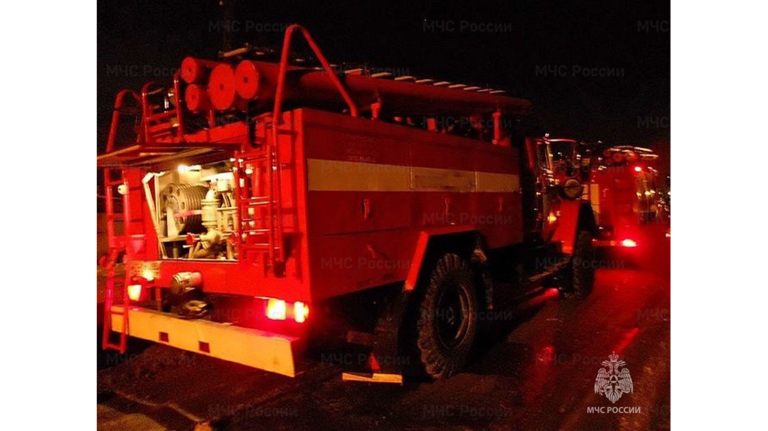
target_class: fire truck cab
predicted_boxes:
[98,25,598,381]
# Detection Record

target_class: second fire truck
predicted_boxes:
[584,145,663,250]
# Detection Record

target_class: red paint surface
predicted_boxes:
[114,108,528,302]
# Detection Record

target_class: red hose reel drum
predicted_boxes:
[208,64,243,111]
[234,60,263,100]
[180,57,220,84]
[184,84,212,112]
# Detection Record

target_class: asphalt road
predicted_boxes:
[97,224,670,431]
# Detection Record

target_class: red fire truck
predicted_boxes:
[584,145,662,250]
[98,25,598,381]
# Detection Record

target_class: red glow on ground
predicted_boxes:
[527,288,561,308]
[543,288,560,299]
[537,345,556,363]
[614,327,641,353]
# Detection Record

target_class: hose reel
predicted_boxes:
[160,183,208,234]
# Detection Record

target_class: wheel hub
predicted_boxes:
[436,283,470,349]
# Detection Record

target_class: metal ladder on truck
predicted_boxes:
[235,24,358,271]
[236,126,287,269]
[101,168,147,353]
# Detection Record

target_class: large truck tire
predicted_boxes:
[415,253,479,379]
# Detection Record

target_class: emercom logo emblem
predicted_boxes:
[594,352,634,403]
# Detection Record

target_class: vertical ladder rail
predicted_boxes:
[235,156,250,260]
[118,170,133,352]
[101,258,117,348]
[264,134,278,264]
[269,126,286,264]
[254,139,275,267]
[101,168,117,351]
[102,87,145,352]
[101,168,130,353]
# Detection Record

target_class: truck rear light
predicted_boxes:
[294,302,309,323]
[266,299,287,320]
[620,239,637,248]
[127,284,143,301]
[264,299,310,323]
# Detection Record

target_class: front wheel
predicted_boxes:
[415,253,479,380]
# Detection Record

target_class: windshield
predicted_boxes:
[550,141,576,162]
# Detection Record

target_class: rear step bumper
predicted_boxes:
[110,306,300,377]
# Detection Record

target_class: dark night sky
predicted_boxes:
[98,0,669,161]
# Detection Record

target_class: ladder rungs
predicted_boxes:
[248,196,271,205]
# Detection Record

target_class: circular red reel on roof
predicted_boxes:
[208,64,239,111]
[184,84,212,112]
[180,57,209,84]
[234,60,262,100]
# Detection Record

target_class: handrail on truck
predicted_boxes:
[272,24,359,124]
[268,24,360,264]
[106,89,142,153]
[140,81,175,143]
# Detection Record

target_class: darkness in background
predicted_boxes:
[97,0,669,175]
